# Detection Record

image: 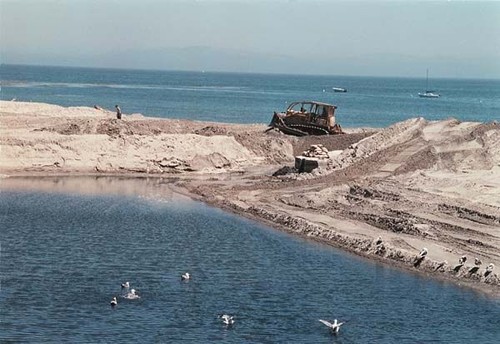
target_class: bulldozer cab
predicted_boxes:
[286,101,336,127]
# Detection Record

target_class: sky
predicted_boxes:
[1,0,499,78]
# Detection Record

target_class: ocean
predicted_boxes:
[1,64,499,127]
[1,178,499,343]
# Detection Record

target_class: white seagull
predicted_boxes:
[419,248,428,258]
[181,273,190,281]
[319,319,344,334]
[375,236,383,245]
[110,297,118,307]
[121,281,130,289]
[458,255,467,265]
[218,314,235,325]
[485,263,495,277]
[124,289,141,300]
[434,260,447,271]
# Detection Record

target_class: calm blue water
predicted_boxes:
[1,181,499,343]
[1,64,499,127]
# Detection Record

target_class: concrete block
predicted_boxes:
[295,155,319,173]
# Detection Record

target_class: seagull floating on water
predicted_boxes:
[121,281,130,289]
[181,273,190,281]
[218,314,235,325]
[110,297,118,307]
[319,319,344,334]
[124,289,140,300]
[419,248,428,258]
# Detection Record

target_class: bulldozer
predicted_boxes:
[268,101,343,136]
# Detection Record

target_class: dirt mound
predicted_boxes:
[290,132,375,156]
[0,102,296,173]
[235,132,293,164]
[33,119,98,135]
[96,119,136,136]
[193,126,228,136]
[328,118,500,175]
[329,117,427,170]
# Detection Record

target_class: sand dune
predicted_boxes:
[0,101,292,174]
[325,117,500,207]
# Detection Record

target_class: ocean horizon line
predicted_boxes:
[2,63,499,82]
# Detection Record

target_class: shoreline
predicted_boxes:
[1,101,499,297]
[2,173,498,298]
[170,183,500,298]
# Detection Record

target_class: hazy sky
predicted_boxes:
[1,0,499,78]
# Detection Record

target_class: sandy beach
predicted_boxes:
[1,101,499,296]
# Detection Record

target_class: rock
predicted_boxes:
[301,144,330,159]
[273,166,298,176]
[158,158,184,168]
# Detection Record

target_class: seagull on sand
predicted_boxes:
[110,297,118,307]
[121,281,130,289]
[485,263,495,277]
[419,248,428,258]
[375,236,383,245]
[413,247,428,267]
[319,319,344,334]
[434,260,447,272]
[218,314,235,325]
[454,256,467,272]
[468,258,482,274]
[181,272,190,281]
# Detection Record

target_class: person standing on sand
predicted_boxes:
[115,105,122,119]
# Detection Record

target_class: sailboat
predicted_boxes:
[418,69,440,98]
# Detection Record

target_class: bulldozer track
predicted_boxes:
[288,124,330,135]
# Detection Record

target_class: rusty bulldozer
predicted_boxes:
[268,101,343,136]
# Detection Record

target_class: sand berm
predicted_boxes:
[1,101,499,296]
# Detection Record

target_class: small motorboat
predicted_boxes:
[332,87,347,93]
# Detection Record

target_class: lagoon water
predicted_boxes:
[1,179,500,343]
[1,64,499,127]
